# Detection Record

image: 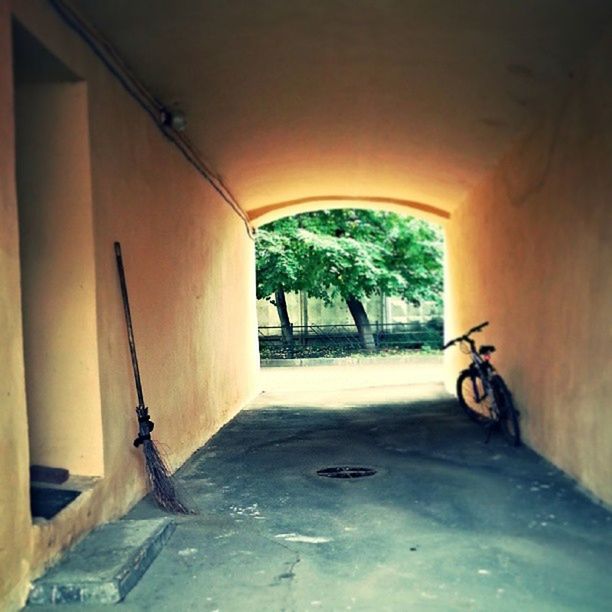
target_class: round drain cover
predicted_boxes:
[316,466,377,479]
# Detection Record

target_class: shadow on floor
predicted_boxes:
[121,382,612,611]
[30,376,612,611]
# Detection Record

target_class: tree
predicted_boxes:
[255,218,303,348]
[255,209,444,351]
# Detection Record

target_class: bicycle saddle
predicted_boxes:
[479,345,496,354]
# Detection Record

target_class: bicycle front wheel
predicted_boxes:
[456,370,494,423]
[492,376,521,446]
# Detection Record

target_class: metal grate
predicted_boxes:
[316,466,377,479]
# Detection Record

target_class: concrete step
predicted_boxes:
[28,518,175,605]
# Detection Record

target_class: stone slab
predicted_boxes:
[28,518,175,605]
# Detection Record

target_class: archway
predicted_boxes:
[254,205,446,364]
[249,195,450,228]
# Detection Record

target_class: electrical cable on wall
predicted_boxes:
[48,0,255,239]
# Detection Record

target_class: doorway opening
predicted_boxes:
[13,21,104,520]
[255,208,445,361]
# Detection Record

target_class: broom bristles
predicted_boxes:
[142,439,194,514]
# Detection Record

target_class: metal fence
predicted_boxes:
[258,320,443,358]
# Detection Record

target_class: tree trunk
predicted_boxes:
[346,295,376,352]
[274,287,294,350]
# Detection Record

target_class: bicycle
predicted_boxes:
[443,321,521,446]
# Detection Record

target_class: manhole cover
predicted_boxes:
[316,466,377,479]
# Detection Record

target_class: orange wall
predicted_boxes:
[1,1,259,608]
[446,29,612,506]
[0,3,32,608]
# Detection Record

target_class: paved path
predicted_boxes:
[253,359,445,410]
[32,362,612,611]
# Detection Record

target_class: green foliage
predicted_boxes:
[255,218,304,300]
[255,209,444,306]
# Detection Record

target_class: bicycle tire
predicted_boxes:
[492,376,521,447]
[456,370,495,424]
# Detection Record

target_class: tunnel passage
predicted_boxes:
[1,2,611,609]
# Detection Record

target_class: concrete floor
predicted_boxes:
[36,361,612,610]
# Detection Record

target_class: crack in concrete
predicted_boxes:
[265,537,302,612]
[268,538,301,585]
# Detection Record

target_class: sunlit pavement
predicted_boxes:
[254,357,445,407]
[34,359,612,611]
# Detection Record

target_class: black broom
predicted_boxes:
[114,241,191,514]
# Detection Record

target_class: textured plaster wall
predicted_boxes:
[446,31,612,505]
[1,1,259,608]
[0,3,32,609]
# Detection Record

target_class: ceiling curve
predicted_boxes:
[72,0,612,218]
[249,196,450,228]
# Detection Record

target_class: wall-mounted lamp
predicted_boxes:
[160,108,187,132]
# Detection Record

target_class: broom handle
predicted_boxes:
[114,242,146,407]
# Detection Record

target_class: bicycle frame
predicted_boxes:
[444,321,500,420]
[444,321,521,445]
[462,339,498,418]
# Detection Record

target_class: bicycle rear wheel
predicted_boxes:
[456,370,494,423]
[492,376,521,446]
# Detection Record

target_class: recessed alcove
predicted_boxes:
[12,20,104,519]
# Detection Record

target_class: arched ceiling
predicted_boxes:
[73,0,612,221]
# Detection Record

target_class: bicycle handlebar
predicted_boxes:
[467,321,489,335]
[442,321,489,350]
